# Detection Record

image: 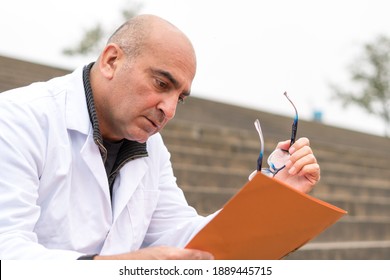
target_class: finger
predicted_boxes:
[287,152,317,176]
[184,249,214,260]
[290,145,315,163]
[285,145,314,169]
[299,162,321,184]
[289,137,310,154]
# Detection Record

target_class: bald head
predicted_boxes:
[107,14,196,64]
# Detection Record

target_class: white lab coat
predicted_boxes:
[0,67,212,259]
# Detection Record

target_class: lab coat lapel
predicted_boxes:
[79,131,111,201]
[65,67,111,202]
[111,159,148,222]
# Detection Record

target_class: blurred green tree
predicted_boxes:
[63,1,142,56]
[331,35,390,137]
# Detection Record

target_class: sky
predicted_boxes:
[0,0,389,136]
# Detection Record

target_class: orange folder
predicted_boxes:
[186,172,347,259]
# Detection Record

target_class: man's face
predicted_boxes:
[99,37,196,143]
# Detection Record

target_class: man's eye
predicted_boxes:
[178,96,185,104]
[155,79,168,89]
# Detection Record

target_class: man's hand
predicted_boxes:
[274,137,320,193]
[93,246,214,260]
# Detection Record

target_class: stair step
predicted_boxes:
[314,176,390,198]
[311,216,390,242]
[285,240,390,260]
[174,164,248,190]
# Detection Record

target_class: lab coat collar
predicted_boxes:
[64,66,91,135]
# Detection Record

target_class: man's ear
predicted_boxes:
[98,43,124,80]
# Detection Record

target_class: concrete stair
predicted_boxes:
[161,96,390,260]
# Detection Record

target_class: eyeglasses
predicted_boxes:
[249,92,298,180]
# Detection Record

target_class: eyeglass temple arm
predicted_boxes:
[254,119,264,171]
[283,92,298,147]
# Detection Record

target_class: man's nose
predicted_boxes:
[157,94,178,121]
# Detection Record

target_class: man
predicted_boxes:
[0,14,320,260]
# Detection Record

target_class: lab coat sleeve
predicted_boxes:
[141,134,217,248]
[0,95,83,260]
